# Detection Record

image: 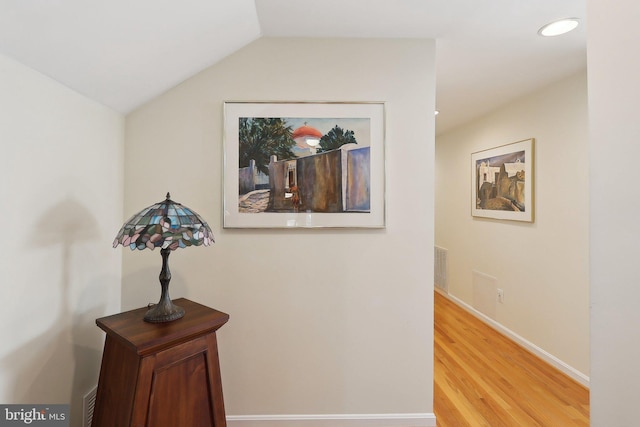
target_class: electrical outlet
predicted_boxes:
[497,288,504,304]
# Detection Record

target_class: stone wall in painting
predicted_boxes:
[266,145,371,213]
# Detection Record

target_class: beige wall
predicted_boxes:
[124,38,436,418]
[0,53,124,426]
[588,0,640,423]
[435,71,589,378]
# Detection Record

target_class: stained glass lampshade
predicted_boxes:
[113,193,214,323]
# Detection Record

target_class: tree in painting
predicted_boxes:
[238,118,296,175]
[316,125,357,153]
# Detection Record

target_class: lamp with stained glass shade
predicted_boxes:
[113,193,214,323]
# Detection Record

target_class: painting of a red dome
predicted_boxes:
[224,101,385,228]
[292,125,323,139]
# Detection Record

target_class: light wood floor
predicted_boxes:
[434,291,589,426]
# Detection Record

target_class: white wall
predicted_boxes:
[0,54,124,426]
[435,71,590,379]
[123,38,436,422]
[588,0,640,424]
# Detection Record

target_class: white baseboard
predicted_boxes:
[227,413,437,427]
[439,290,590,388]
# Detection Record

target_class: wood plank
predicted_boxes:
[434,291,589,426]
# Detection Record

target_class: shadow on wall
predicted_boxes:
[0,199,108,427]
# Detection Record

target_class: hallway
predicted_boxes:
[434,291,589,426]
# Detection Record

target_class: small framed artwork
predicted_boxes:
[223,101,386,228]
[471,138,534,222]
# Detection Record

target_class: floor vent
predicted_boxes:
[83,385,97,427]
[434,246,448,293]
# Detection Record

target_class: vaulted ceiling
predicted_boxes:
[0,0,586,134]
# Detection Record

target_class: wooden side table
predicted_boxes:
[91,298,229,427]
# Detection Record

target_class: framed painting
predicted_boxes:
[471,138,534,222]
[223,101,386,228]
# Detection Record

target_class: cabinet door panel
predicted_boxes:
[147,350,214,427]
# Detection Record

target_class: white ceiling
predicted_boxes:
[0,0,586,134]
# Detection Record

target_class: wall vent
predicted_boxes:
[83,385,97,427]
[472,270,497,319]
[434,246,448,293]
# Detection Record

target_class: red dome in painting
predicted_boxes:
[292,125,322,139]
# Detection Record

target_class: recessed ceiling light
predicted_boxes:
[538,18,580,37]
[434,110,440,116]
